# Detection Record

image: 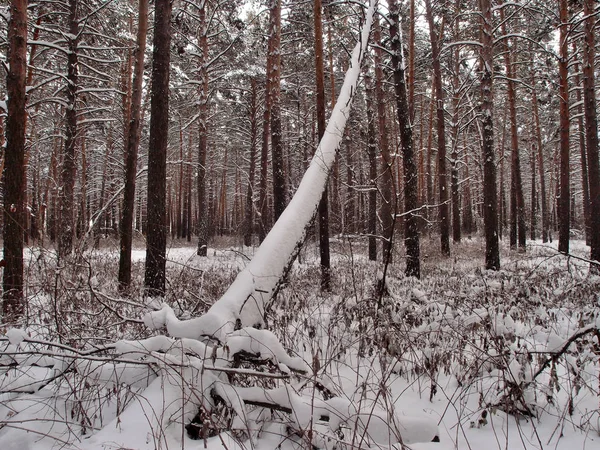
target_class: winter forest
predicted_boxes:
[1,0,600,448]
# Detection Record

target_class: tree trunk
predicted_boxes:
[389,0,420,278]
[144,0,171,296]
[480,0,500,270]
[500,12,526,251]
[583,0,600,264]
[2,0,28,319]
[531,72,549,243]
[364,68,378,262]
[558,0,570,254]
[58,0,79,258]
[119,0,148,291]
[424,0,450,256]
[314,0,331,290]
[197,3,210,256]
[269,0,286,222]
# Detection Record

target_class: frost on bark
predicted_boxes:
[2,0,28,319]
[144,0,172,295]
[119,0,149,291]
[389,0,420,278]
[480,0,500,270]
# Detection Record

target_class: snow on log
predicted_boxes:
[146,0,375,341]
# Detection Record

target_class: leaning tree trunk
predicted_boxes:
[2,0,28,319]
[389,0,420,278]
[119,0,148,292]
[58,0,79,258]
[480,0,500,270]
[148,0,375,339]
[583,0,600,265]
[144,0,172,296]
[558,0,570,254]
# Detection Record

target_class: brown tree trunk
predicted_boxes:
[58,0,79,258]
[389,0,420,278]
[558,0,570,254]
[583,0,600,264]
[144,0,172,296]
[197,3,209,256]
[119,0,148,291]
[450,5,461,243]
[2,0,28,319]
[424,0,450,256]
[480,0,500,270]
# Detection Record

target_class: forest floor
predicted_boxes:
[1,235,600,449]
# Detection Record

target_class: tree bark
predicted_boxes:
[119,0,148,291]
[2,0,28,319]
[144,0,172,296]
[558,0,570,254]
[389,0,420,278]
[480,0,500,270]
[583,0,600,264]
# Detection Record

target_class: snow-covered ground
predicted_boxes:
[1,237,600,449]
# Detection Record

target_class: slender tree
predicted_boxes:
[269,0,287,221]
[583,0,600,265]
[424,0,450,256]
[2,0,28,319]
[144,0,172,295]
[558,0,570,254]
[58,0,80,257]
[373,18,394,263]
[314,0,331,290]
[389,0,420,278]
[480,0,500,270]
[197,2,210,256]
[119,0,148,291]
[244,78,259,247]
